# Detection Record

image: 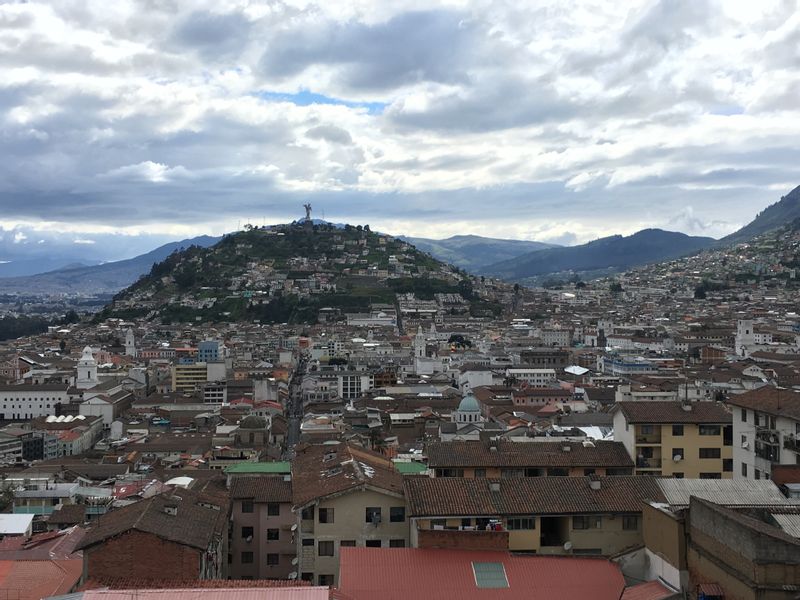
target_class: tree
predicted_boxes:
[609,282,623,295]
[694,286,707,299]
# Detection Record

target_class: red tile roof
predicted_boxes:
[0,559,83,600]
[404,476,664,516]
[426,440,633,468]
[337,548,625,600]
[616,401,731,424]
[726,386,800,421]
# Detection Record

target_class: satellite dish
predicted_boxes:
[291,523,298,531]
[288,572,298,580]
[292,557,299,565]
[673,455,682,462]
[563,541,573,551]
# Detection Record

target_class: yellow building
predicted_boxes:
[170,362,209,393]
[613,401,733,478]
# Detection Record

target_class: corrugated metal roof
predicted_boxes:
[772,513,800,538]
[621,581,677,600]
[657,479,793,506]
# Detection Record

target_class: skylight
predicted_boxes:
[472,562,509,589]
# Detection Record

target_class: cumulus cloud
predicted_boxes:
[0,0,797,247]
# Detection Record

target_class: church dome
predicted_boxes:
[457,393,480,413]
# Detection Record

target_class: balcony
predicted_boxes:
[417,527,508,551]
[784,436,800,453]
[635,457,662,470]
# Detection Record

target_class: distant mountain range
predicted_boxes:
[482,229,716,282]
[0,235,220,295]
[720,184,800,244]
[400,234,558,271]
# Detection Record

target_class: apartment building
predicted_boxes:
[613,401,733,478]
[504,369,556,387]
[726,386,800,480]
[404,475,665,556]
[292,443,408,587]
[229,473,296,579]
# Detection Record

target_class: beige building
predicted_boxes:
[404,475,665,557]
[613,401,733,478]
[292,443,408,587]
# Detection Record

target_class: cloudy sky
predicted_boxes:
[1,0,799,262]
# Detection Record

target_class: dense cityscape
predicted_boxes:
[0,192,799,599]
[3,1,800,599]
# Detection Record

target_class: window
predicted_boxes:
[318,540,334,556]
[319,508,334,523]
[699,448,721,459]
[572,516,600,530]
[755,468,761,480]
[622,515,639,530]
[673,472,684,479]
[474,468,487,478]
[301,573,313,582]
[301,506,315,520]
[699,425,721,436]
[241,499,254,513]
[267,529,279,541]
[389,539,406,548]
[507,517,535,530]
[583,468,596,476]
[365,539,381,547]
[723,459,733,472]
[700,472,722,479]
[672,424,684,436]
[241,551,253,564]
[241,526,254,539]
[741,462,748,477]
[366,507,382,524]
[436,468,464,477]
[267,502,280,516]
[266,553,279,566]
[390,507,405,522]
[318,575,334,586]
[502,468,524,478]
[641,425,653,434]
[340,540,356,547]
[741,408,747,422]
[302,538,314,546]
[547,467,569,476]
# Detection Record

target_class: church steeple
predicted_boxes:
[76,346,98,389]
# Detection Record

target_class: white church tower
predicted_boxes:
[736,319,755,357]
[413,326,425,359]
[76,346,98,389]
[125,327,136,357]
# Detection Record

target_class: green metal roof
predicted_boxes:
[225,461,291,474]
[472,562,509,589]
[393,460,428,474]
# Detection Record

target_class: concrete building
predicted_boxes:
[727,387,800,481]
[613,401,733,478]
[0,383,71,421]
[292,443,407,586]
[229,470,295,579]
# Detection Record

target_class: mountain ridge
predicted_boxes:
[0,235,221,295]
[400,234,558,272]
[482,228,715,282]
[720,184,800,245]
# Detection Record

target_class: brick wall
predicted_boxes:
[85,530,201,581]
[417,529,508,551]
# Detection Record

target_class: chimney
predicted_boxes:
[681,402,692,412]
[163,504,178,516]
[489,481,501,493]
[588,475,601,491]
[562,445,572,452]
